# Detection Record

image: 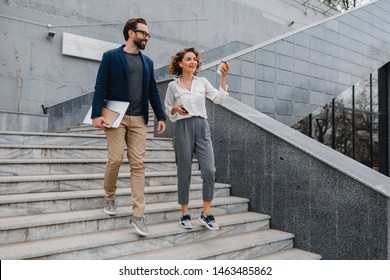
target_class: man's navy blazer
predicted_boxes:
[92,45,166,124]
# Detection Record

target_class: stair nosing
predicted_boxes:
[0,131,172,141]
[0,196,250,230]
[0,183,231,204]
[252,248,322,260]
[0,212,270,260]
[0,144,174,150]
[113,229,294,260]
[0,170,201,183]
[0,158,187,164]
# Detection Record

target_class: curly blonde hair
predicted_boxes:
[168,47,202,76]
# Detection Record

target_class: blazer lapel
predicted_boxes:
[118,46,129,75]
[139,52,150,90]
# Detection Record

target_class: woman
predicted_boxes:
[164,48,229,231]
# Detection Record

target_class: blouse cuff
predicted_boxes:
[219,85,229,95]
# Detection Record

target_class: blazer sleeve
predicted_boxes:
[91,52,110,119]
[147,59,166,122]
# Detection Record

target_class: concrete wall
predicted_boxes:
[0,0,333,116]
[157,76,390,259]
[0,110,48,132]
[212,96,390,259]
[212,97,390,260]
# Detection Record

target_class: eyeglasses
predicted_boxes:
[131,29,151,39]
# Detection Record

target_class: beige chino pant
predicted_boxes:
[103,115,147,217]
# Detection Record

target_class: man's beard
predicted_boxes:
[134,38,146,50]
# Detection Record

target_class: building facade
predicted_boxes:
[0,0,335,115]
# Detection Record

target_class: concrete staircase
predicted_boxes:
[0,122,321,260]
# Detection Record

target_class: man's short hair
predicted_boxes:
[123,18,147,41]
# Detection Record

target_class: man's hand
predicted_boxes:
[92,116,109,128]
[156,120,166,135]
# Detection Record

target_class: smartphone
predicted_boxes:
[181,106,189,113]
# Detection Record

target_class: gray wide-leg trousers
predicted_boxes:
[173,117,216,205]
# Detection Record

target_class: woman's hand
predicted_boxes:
[172,105,189,115]
[219,62,229,91]
[219,62,230,77]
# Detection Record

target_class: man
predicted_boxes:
[92,18,166,237]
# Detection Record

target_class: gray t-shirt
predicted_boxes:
[125,52,144,116]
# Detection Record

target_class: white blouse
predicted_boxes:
[164,76,228,122]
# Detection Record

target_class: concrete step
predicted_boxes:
[0,183,231,218]
[0,128,322,260]
[112,229,294,260]
[51,110,155,134]
[0,212,269,260]
[0,158,197,176]
[252,248,322,260]
[0,131,172,148]
[0,196,249,246]
[65,123,155,136]
[0,144,174,159]
[63,125,105,134]
[67,122,155,130]
[0,170,203,195]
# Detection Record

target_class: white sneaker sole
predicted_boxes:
[179,221,193,229]
[103,209,117,216]
[199,217,219,231]
[131,221,150,237]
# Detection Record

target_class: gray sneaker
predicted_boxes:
[103,200,117,216]
[179,212,193,229]
[199,212,219,230]
[130,216,149,236]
